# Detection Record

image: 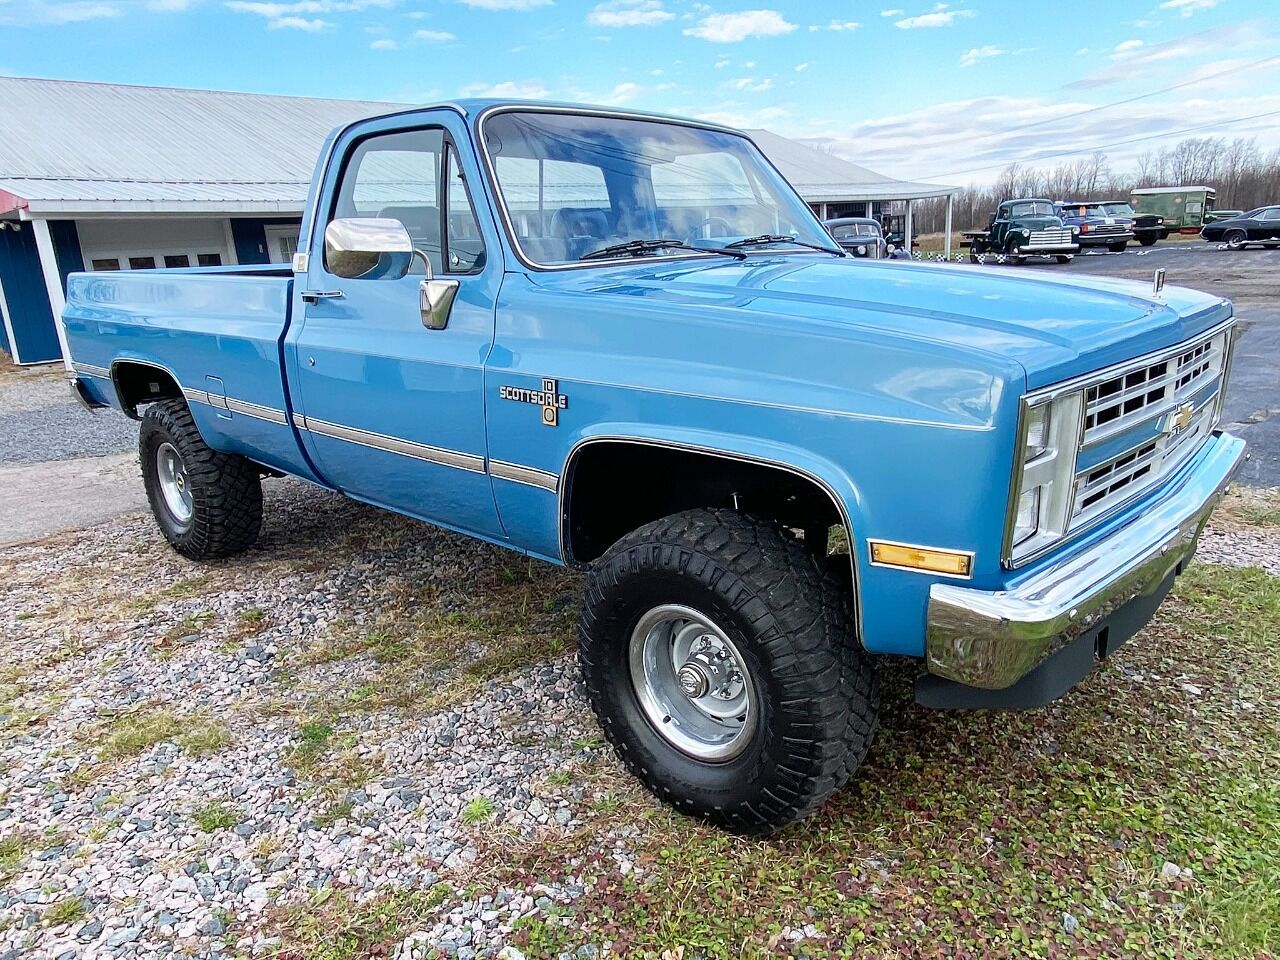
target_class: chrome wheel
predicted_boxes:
[155,441,193,527]
[628,604,757,762]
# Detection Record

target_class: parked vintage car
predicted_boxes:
[1199,205,1280,249]
[1094,200,1167,246]
[963,198,1080,263]
[823,217,888,258]
[63,101,1245,834]
[1055,201,1135,252]
[1131,186,1218,233]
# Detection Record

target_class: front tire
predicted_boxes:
[140,399,263,560]
[1138,234,1157,247]
[1055,254,1074,264]
[579,509,878,835]
[1108,241,1127,253]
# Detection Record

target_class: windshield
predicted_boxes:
[483,111,833,266]
[830,223,878,238]
[1006,201,1057,218]
[1099,202,1135,216]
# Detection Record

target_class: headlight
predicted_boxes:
[1070,225,1080,235]
[1156,217,1164,224]
[1004,394,1085,566]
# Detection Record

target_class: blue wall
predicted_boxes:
[0,222,61,364]
[230,217,301,265]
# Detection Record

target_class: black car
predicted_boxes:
[824,217,889,259]
[1200,205,1280,250]
[1055,201,1134,252]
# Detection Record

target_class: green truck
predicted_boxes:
[1130,186,1218,234]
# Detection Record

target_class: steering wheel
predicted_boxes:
[685,217,735,244]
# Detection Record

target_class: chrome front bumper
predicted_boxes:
[1020,242,1081,253]
[926,431,1247,690]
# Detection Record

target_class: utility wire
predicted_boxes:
[911,54,1280,180]
[921,108,1280,182]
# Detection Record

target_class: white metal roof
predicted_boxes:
[0,77,953,216]
[745,129,955,202]
[1130,186,1215,194]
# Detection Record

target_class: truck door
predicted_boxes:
[288,112,505,540]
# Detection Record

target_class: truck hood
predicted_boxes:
[530,255,1232,389]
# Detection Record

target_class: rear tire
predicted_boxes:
[140,399,263,560]
[1225,229,1248,251]
[1108,241,1127,253]
[579,508,878,835]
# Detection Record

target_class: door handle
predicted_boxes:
[300,289,344,304]
[420,278,459,330]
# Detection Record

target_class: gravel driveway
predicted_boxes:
[2,473,1278,959]
[0,368,135,465]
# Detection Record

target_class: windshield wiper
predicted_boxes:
[725,234,844,256]
[579,238,746,262]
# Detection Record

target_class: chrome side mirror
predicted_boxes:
[324,217,415,280]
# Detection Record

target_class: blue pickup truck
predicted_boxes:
[63,101,1245,834]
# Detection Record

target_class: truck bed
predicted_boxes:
[63,266,322,483]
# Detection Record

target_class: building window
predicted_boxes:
[91,258,121,271]
[197,253,223,267]
[164,254,191,268]
[129,256,156,270]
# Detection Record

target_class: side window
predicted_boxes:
[444,144,486,273]
[1263,207,1280,221]
[333,128,443,275]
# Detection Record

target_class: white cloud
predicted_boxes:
[1070,21,1268,88]
[730,76,773,92]
[457,0,550,8]
[271,15,328,28]
[370,37,397,48]
[959,45,1003,67]
[145,0,193,11]
[460,79,550,98]
[894,8,973,28]
[880,7,902,15]
[414,27,455,39]
[714,56,731,68]
[650,67,664,75]
[599,81,644,104]
[825,19,859,31]
[694,104,790,129]
[1160,0,1220,15]
[587,0,671,27]
[801,89,1280,184]
[226,0,388,28]
[20,1,122,21]
[1111,38,1144,58]
[683,9,796,42]
[794,61,812,71]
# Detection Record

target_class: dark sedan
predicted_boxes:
[1200,206,1280,249]
[823,217,889,259]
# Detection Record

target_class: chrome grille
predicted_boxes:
[1070,327,1231,526]
[1082,332,1225,446]
[1089,224,1127,236]
[1029,228,1072,245]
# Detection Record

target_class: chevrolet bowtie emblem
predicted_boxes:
[1169,402,1195,435]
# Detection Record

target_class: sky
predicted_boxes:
[2,0,1278,186]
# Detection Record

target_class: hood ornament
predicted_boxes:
[1152,268,1166,298]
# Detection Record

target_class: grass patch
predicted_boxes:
[42,897,87,927]
[470,564,1280,959]
[270,886,453,960]
[1215,486,1280,530]
[0,833,34,878]
[460,796,496,825]
[94,709,232,762]
[297,558,580,714]
[192,802,239,833]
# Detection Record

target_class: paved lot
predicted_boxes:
[1021,243,1280,486]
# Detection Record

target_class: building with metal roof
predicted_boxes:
[0,76,954,365]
